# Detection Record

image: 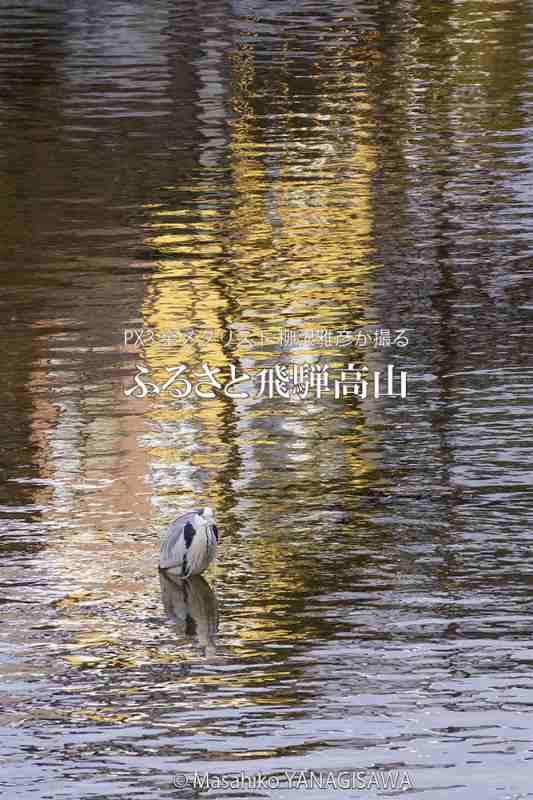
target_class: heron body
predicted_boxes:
[159,506,218,577]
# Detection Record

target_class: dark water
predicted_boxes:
[1,1,533,798]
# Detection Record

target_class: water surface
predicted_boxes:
[1,1,532,798]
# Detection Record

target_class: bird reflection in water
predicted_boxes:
[159,569,218,657]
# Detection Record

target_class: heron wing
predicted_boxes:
[159,511,199,569]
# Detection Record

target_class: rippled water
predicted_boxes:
[1,1,533,798]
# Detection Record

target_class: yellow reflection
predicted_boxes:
[36,20,383,697]
[132,27,380,629]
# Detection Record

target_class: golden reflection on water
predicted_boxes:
[14,28,389,704]
[138,32,379,526]
[1,2,532,792]
[42,35,387,692]
[12,18,384,715]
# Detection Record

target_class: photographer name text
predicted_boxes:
[173,769,413,792]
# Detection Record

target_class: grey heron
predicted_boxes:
[159,506,218,577]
